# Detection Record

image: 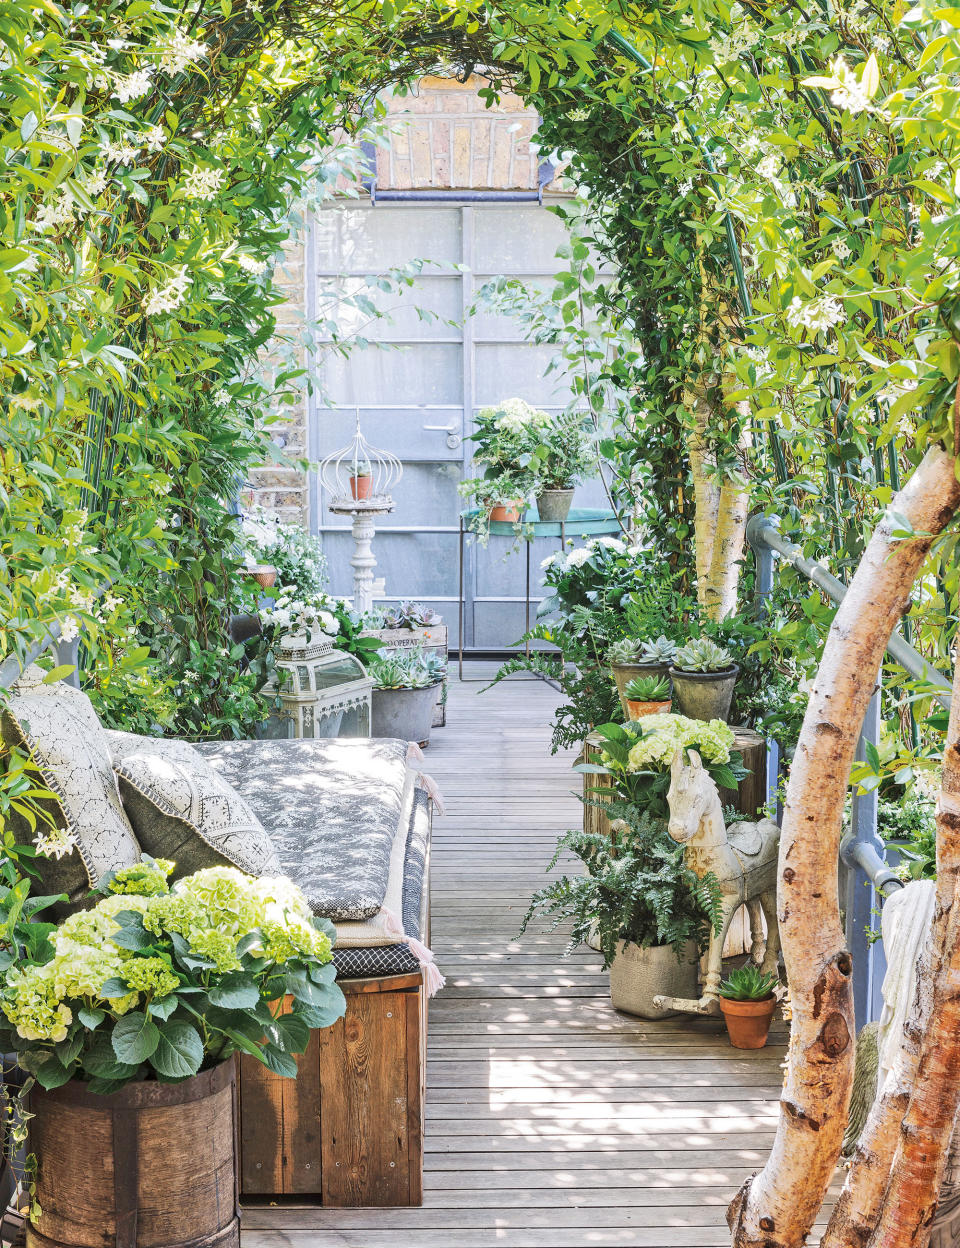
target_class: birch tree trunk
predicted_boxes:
[703,399,751,621]
[686,370,721,605]
[820,649,960,1248]
[728,445,960,1248]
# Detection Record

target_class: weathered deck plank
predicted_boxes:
[242,665,787,1248]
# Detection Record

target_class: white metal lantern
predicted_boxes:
[262,638,373,739]
[319,411,404,616]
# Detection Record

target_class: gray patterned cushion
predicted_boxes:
[106,731,281,879]
[332,787,431,979]
[194,738,412,921]
[1,669,139,908]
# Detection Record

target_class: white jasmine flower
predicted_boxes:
[34,192,75,232]
[678,179,693,196]
[212,389,230,407]
[59,616,80,643]
[756,153,781,179]
[829,57,872,116]
[112,69,152,103]
[144,266,191,316]
[182,167,225,200]
[160,30,207,75]
[84,169,109,196]
[144,126,165,153]
[34,827,77,861]
[237,254,269,275]
[785,295,845,333]
[102,137,139,165]
[832,238,852,261]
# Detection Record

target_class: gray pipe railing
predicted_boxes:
[745,513,942,1024]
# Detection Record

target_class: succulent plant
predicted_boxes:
[623,675,671,701]
[352,459,372,477]
[383,600,443,630]
[638,635,678,665]
[673,638,735,672]
[718,964,779,1001]
[369,647,444,690]
[607,637,644,665]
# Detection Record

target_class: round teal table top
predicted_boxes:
[460,507,622,540]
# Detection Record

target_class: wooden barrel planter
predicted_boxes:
[26,1061,239,1248]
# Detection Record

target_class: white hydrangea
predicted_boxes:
[182,167,225,200]
[615,714,736,773]
[485,397,551,434]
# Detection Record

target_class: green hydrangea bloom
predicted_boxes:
[108,859,174,897]
[123,956,180,1000]
[610,713,735,773]
[2,965,72,1042]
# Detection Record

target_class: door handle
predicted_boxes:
[423,422,462,450]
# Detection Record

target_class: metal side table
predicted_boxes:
[457,507,624,680]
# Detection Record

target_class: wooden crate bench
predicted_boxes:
[237,969,427,1206]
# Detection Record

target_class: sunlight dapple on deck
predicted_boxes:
[241,666,790,1248]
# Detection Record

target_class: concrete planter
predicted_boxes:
[610,661,671,720]
[371,682,442,747]
[608,939,698,1019]
[668,663,739,723]
[536,488,574,523]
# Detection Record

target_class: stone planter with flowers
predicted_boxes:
[608,635,677,719]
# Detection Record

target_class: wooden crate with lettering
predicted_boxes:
[237,970,427,1206]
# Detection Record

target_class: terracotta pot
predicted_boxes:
[610,661,671,719]
[241,564,277,589]
[350,475,373,500]
[625,698,672,721]
[719,995,777,1049]
[490,502,524,523]
[668,663,740,723]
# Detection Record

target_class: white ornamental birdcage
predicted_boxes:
[319,411,403,508]
[262,639,374,739]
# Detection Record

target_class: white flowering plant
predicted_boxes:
[261,588,340,644]
[0,859,345,1094]
[242,508,328,598]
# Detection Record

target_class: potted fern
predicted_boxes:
[718,964,780,1049]
[520,803,721,1019]
[669,638,739,723]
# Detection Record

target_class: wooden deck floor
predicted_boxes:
[243,666,788,1248]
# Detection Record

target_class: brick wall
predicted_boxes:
[244,76,547,524]
[377,75,542,191]
[242,237,311,525]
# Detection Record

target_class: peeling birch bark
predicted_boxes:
[686,371,721,607]
[859,651,960,1247]
[820,653,960,1248]
[704,400,751,621]
[728,445,960,1248]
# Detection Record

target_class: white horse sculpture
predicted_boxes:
[652,749,781,1016]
